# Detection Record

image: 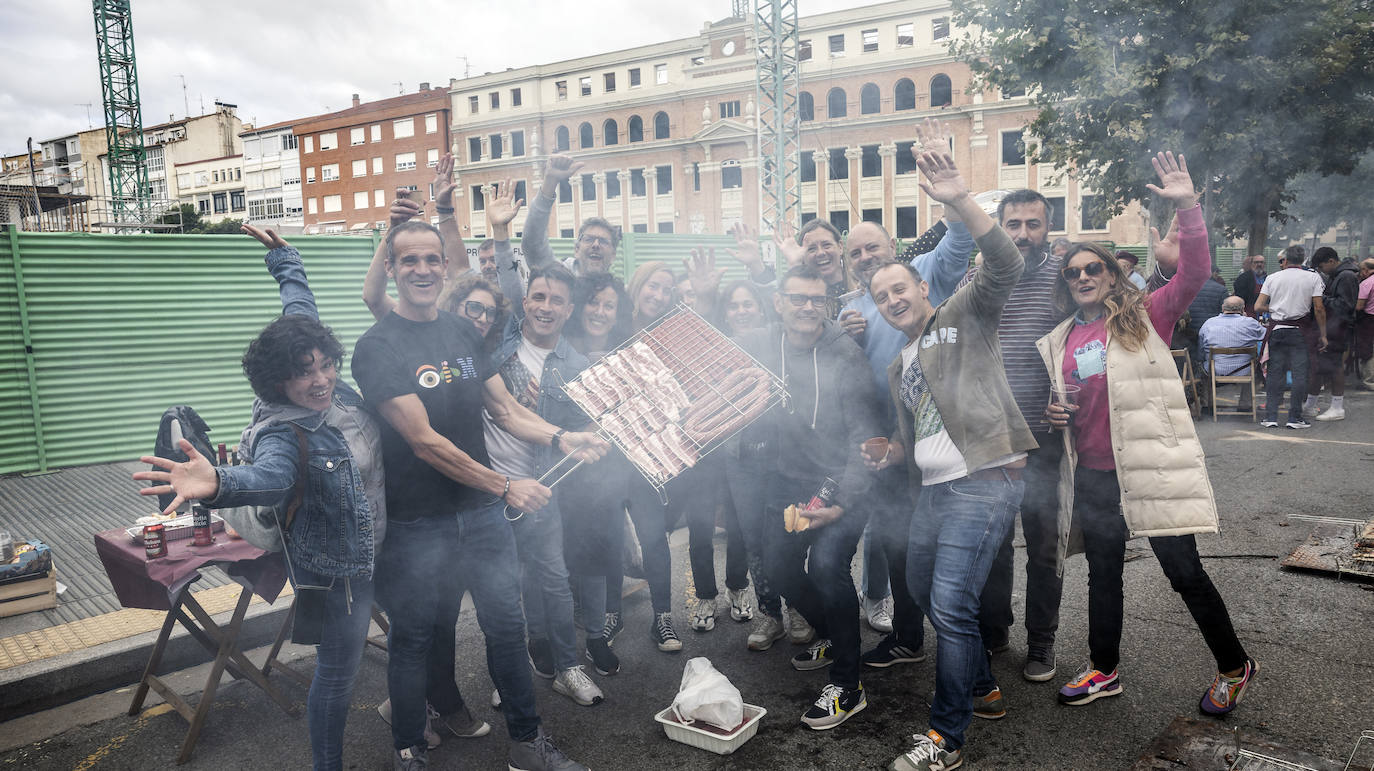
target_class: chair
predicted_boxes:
[1170,349,1201,418]
[1207,346,1259,422]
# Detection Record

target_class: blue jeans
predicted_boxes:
[510,500,578,670]
[861,523,891,601]
[376,503,540,749]
[296,567,374,771]
[907,473,1024,751]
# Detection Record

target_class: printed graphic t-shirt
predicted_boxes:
[899,341,968,485]
[483,336,553,480]
[352,310,493,520]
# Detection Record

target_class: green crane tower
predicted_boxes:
[92,0,150,231]
[754,0,802,236]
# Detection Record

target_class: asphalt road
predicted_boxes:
[3,391,1372,770]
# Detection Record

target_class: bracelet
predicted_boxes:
[552,429,566,452]
[500,476,511,500]
[435,205,455,214]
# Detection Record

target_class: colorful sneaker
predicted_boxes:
[792,638,834,671]
[528,638,555,679]
[786,606,816,645]
[862,634,927,668]
[1200,657,1258,715]
[603,611,623,647]
[747,615,786,651]
[888,729,962,771]
[1058,667,1122,706]
[688,595,716,632]
[800,682,866,730]
[727,587,755,622]
[972,686,1006,720]
[1023,644,1057,682]
[552,665,604,707]
[585,635,620,676]
[377,698,441,749]
[652,612,682,652]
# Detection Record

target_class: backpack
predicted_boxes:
[151,405,217,512]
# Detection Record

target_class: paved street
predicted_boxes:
[2,390,1372,770]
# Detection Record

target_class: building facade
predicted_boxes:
[174,154,247,223]
[240,121,304,232]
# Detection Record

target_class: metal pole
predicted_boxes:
[26,138,42,232]
[7,225,48,472]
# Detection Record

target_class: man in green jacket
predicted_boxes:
[866,147,1036,771]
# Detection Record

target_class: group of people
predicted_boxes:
[135,119,1261,771]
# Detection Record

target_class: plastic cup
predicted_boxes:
[862,437,889,463]
[1051,383,1081,407]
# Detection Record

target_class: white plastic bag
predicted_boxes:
[670,657,743,730]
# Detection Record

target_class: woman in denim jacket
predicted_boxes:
[138,226,387,771]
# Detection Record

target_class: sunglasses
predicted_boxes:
[463,300,500,322]
[781,293,829,308]
[1061,262,1108,281]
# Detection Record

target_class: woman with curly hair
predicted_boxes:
[440,275,506,352]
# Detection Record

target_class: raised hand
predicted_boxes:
[133,439,220,515]
[544,154,585,187]
[772,222,804,268]
[433,152,456,209]
[913,148,970,206]
[684,247,726,296]
[389,187,422,228]
[487,178,525,229]
[241,223,289,250]
[913,117,951,155]
[1150,219,1181,273]
[727,222,763,273]
[1144,151,1197,208]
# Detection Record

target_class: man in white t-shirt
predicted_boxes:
[1255,246,1327,428]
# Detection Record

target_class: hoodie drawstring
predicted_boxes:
[780,335,820,430]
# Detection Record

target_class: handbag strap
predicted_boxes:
[282,424,308,533]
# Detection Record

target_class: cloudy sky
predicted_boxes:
[0,0,856,156]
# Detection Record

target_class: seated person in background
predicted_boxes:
[1115,250,1148,290]
[1199,296,1266,409]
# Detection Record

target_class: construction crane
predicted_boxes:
[92,0,151,231]
[754,0,802,237]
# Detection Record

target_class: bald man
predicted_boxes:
[1199,296,1266,409]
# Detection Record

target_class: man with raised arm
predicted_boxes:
[522,154,618,277]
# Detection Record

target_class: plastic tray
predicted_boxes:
[654,703,766,755]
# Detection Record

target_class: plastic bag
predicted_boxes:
[670,657,743,730]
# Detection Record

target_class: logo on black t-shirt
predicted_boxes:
[416,364,441,389]
[415,358,480,389]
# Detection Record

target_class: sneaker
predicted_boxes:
[889,730,963,771]
[491,688,501,710]
[394,745,428,770]
[800,682,867,730]
[747,615,786,651]
[792,638,834,671]
[552,665,604,707]
[652,612,682,652]
[862,634,927,668]
[585,635,620,675]
[727,587,755,622]
[688,595,716,632]
[1286,419,1313,429]
[1023,645,1057,682]
[863,595,894,633]
[432,705,491,739]
[1259,420,1279,428]
[786,606,816,645]
[378,698,441,750]
[983,629,1011,654]
[972,686,1006,720]
[1058,667,1122,705]
[1315,407,1345,421]
[509,729,587,771]
[528,638,555,679]
[1200,657,1259,715]
[1302,403,1319,418]
[603,611,623,647]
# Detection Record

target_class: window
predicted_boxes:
[372,157,383,175]
[628,115,644,142]
[632,223,648,233]
[800,92,814,121]
[604,119,618,145]
[933,17,950,40]
[557,179,572,203]
[213,170,220,184]
[394,118,414,139]
[282,134,298,151]
[861,145,881,177]
[655,63,668,84]
[555,126,570,152]
[511,130,525,157]
[556,80,568,100]
[511,88,522,107]
[427,148,440,167]
[321,163,339,181]
[830,210,850,233]
[1045,196,1067,231]
[827,88,847,118]
[862,28,879,53]
[1080,195,1108,231]
[305,167,316,183]
[719,100,741,119]
[1003,84,1027,98]
[426,113,438,133]
[692,162,701,191]
[604,72,616,92]
[895,79,916,111]
[210,192,225,213]
[799,40,812,61]
[800,150,816,183]
[1000,130,1025,166]
[469,137,482,162]
[350,127,365,146]
[629,68,641,87]
[860,83,881,114]
[303,136,313,153]
[580,76,592,97]
[319,132,337,151]
[514,180,527,204]
[354,191,369,209]
[655,165,672,194]
[395,151,417,171]
[471,185,485,211]
[658,222,674,233]
[862,208,883,227]
[896,206,918,237]
[488,91,499,110]
[579,122,594,149]
[194,197,210,214]
[653,112,670,139]
[370,124,381,142]
[930,74,953,108]
[352,159,367,177]
[375,189,385,207]
[606,170,621,199]
[829,34,845,57]
[308,198,318,215]
[627,168,644,196]
[897,23,914,47]
[230,191,245,211]
[721,161,742,190]
[489,134,502,160]
[829,148,848,180]
[581,175,597,201]
[235,168,241,181]
[895,141,918,174]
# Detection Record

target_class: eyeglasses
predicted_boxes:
[1061,262,1107,281]
[782,293,829,308]
[463,301,500,322]
[578,235,613,249]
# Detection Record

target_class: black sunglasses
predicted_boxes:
[463,300,500,322]
[1061,262,1107,281]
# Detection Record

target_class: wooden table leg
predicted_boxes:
[175,588,254,764]
[181,592,299,716]
[127,603,180,716]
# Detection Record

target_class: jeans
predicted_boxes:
[979,437,1065,649]
[1265,327,1309,422]
[609,473,673,615]
[765,475,869,689]
[686,462,748,600]
[296,568,374,771]
[907,473,1023,752]
[860,523,891,601]
[869,467,925,648]
[376,503,540,749]
[726,449,781,618]
[579,576,607,637]
[1074,467,1248,674]
[510,500,578,671]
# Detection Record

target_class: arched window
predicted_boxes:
[604,119,619,146]
[860,83,881,115]
[799,92,814,122]
[930,74,952,108]
[579,122,594,149]
[894,79,916,111]
[555,126,570,152]
[628,115,644,143]
[653,111,670,140]
[827,87,847,119]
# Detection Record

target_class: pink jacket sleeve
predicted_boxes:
[1145,204,1208,340]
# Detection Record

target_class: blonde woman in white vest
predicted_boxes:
[1035,151,1256,716]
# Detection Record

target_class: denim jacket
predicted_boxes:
[205,246,379,578]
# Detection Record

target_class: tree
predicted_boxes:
[195,217,245,235]
[1268,150,1374,256]
[155,203,201,233]
[951,0,1374,253]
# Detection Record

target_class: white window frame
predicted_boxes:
[425,113,438,133]
[319,132,337,151]
[354,191,369,210]
[374,189,385,207]
[303,136,314,153]
[321,163,339,182]
[305,167,316,184]
[393,118,415,139]
[372,157,383,175]
[370,124,381,142]
[655,64,668,84]
[427,148,440,167]
[350,127,365,146]
[308,197,318,214]
[395,151,417,172]
[323,194,342,213]
[352,159,367,178]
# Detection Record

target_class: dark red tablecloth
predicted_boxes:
[94,527,287,611]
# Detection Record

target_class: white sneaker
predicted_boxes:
[1315,407,1345,421]
[786,606,816,645]
[727,588,755,622]
[377,698,441,750]
[552,665,604,706]
[687,595,716,632]
[1302,403,1320,418]
[491,688,501,709]
[863,595,894,634]
[747,615,786,651]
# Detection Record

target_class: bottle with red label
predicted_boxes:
[803,477,839,512]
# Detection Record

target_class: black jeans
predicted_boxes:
[871,467,925,648]
[685,461,748,600]
[1074,466,1247,674]
[979,436,1065,649]
[1265,327,1309,422]
[726,446,782,618]
[608,471,675,615]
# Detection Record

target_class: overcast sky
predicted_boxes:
[0,0,857,157]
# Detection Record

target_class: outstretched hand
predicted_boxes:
[1150,218,1181,273]
[727,222,763,273]
[913,117,950,155]
[132,439,220,515]
[684,247,726,295]
[1144,151,1197,209]
[433,152,456,209]
[544,154,585,187]
[913,148,970,206]
[241,223,289,250]
[487,178,525,229]
[772,222,804,268]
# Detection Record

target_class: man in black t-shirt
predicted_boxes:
[353,221,606,771]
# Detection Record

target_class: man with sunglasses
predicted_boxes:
[523,153,620,277]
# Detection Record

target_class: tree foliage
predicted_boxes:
[951,0,1374,252]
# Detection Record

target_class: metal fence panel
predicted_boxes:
[0,229,40,474]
